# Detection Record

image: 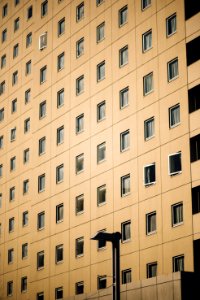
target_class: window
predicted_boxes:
[39,137,45,155]
[56,203,63,223]
[146,212,156,234]
[147,262,157,278]
[2,29,7,43]
[22,211,28,227]
[0,81,5,95]
[97,101,106,121]
[143,72,153,95]
[57,89,64,108]
[10,127,16,141]
[55,287,63,299]
[166,13,176,37]
[37,212,45,230]
[27,5,32,19]
[58,18,65,36]
[13,43,19,58]
[9,187,15,201]
[23,179,29,194]
[168,152,182,175]
[169,104,180,128]
[15,0,20,5]
[122,269,132,284]
[1,54,6,68]
[144,163,156,186]
[56,164,64,183]
[192,186,200,215]
[97,142,106,163]
[9,217,14,232]
[0,193,2,208]
[76,154,84,174]
[8,248,14,264]
[119,46,128,67]
[121,220,131,242]
[2,4,8,18]
[39,32,47,50]
[97,184,106,206]
[57,52,64,71]
[168,58,178,81]
[185,0,200,20]
[39,101,46,119]
[10,157,16,171]
[98,275,107,289]
[41,0,48,17]
[24,118,30,133]
[11,98,17,113]
[172,202,183,226]
[56,244,63,263]
[119,5,128,26]
[26,32,32,47]
[12,71,18,85]
[96,0,104,6]
[97,230,106,250]
[97,22,105,42]
[14,17,20,32]
[120,130,130,152]
[23,148,29,164]
[25,88,31,104]
[21,276,27,293]
[76,281,84,295]
[76,37,84,58]
[76,2,84,21]
[173,255,184,272]
[0,136,3,149]
[186,36,200,66]
[40,66,47,84]
[142,0,151,10]
[76,75,84,95]
[76,194,84,214]
[76,237,84,257]
[7,281,13,296]
[25,60,31,75]
[188,84,200,113]
[37,251,44,269]
[0,164,2,177]
[0,108,4,122]
[144,117,154,140]
[38,174,45,192]
[76,114,84,134]
[121,174,130,196]
[97,61,105,81]
[37,292,44,300]
[57,126,64,145]
[190,134,200,163]
[142,29,152,52]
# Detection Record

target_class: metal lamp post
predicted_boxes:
[91,231,122,300]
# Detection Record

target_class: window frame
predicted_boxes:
[9,217,14,232]
[97,142,106,163]
[23,179,29,195]
[38,174,45,192]
[27,5,33,20]
[24,118,30,133]
[173,255,184,272]
[55,244,63,264]
[56,203,64,223]
[21,276,27,293]
[25,60,31,75]
[75,281,84,295]
[7,281,13,296]
[142,0,151,10]
[121,220,131,242]
[76,194,84,215]
[167,57,179,82]
[55,287,63,300]
[119,45,128,67]
[97,100,106,122]
[147,262,157,278]
[166,13,176,37]
[169,103,180,128]
[2,29,7,43]
[76,113,84,134]
[76,236,84,257]
[97,275,107,290]
[146,211,156,235]
[56,164,64,184]
[41,0,48,17]
[120,129,130,152]
[37,211,45,230]
[8,248,14,264]
[97,184,106,206]
[40,65,47,84]
[76,37,84,58]
[38,137,46,155]
[22,211,28,227]
[37,251,44,270]
[172,202,183,227]
[119,5,128,27]
[22,243,28,259]
[76,153,84,174]
[58,18,65,36]
[97,61,105,82]
[26,32,32,47]
[96,22,105,43]
[14,17,20,32]
[142,29,152,52]
[76,2,84,22]
[1,54,6,69]
[143,72,153,96]
[57,52,65,71]
[12,70,18,85]
[144,163,156,186]
[57,88,64,108]
[76,75,84,95]
[122,268,132,284]
[168,152,182,176]
[121,174,130,197]
[57,126,64,145]
[39,100,46,119]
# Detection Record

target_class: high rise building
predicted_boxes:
[0,0,199,299]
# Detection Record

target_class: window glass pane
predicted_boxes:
[169,104,180,127]
[167,14,176,36]
[144,72,153,95]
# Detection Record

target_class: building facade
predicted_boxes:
[0,0,199,299]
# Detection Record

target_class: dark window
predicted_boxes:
[76,237,84,257]
[2,4,8,18]
[96,22,105,42]
[21,276,27,292]
[38,174,45,192]
[97,275,107,289]
[96,0,104,6]
[119,46,128,67]
[26,32,32,47]
[57,126,64,144]
[166,13,176,36]
[76,37,84,57]
[22,243,28,259]
[97,101,106,121]
[57,89,64,108]
[121,174,130,196]
[40,66,47,84]
[22,211,28,226]
[76,194,84,214]
[172,203,183,226]
[23,179,29,194]
[24,118,30,133]
[12,71,18,85]
[25,60,31,75]
[55,244,63,263]
[11,98,17,113]
[76,75,84,95]
[193,239,200,273]
[0,108,4,121]
[57,52,64,71]
[97,61,105,81]
[7,281,13,296]
[76,281,84,295]
[23,148,29,164]
[41,0,48,17]
[56,203,63,223]
[13,43,19,58]
[147,262,157,278]
[2,29,7,43]
[146,212,156,234]
[97,185,106,206]
[192,186,200,215]
[76,154,84,173]
[144,163,156,186]
[190,134,200,162]
[25,88,31,104]
[1,54,6,68]
[168,152,182,175]
[97,230,106,249]
[142,0,151,10]
[27,5,32,19]
[14,17,20,32]
[58,18,65,36]
[121,220,131,242]
[184,0,200,20]
[119,5,128,26]
[9,187,15,201]
[76,114,84,134]
[9,217,14,232]
[76,2,84,21]
[37,251,44,269]
[186,36,200,66]
[39,101,46,119]
[188,84,200,113]
[122,269,132,284]
[8,248,14,264]
[39,137,45,155]
[173,255,184,272]
[55,287,63,300]
[37,292,44,300]
[56,164,64,183]
[37,212,45,230]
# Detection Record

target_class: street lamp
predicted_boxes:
[91,231,122,300]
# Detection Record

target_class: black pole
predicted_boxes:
[112,242,116,300]
[115,238,120,300]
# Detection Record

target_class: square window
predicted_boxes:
[76,37,84,58]
[57,126,64,145]
[142,0,151,10]
[40,66,47,84]
[1,54,6,69]
[57,89,64,108]
[97,184,106,206]
[97,101,106,121]
[37,211,45,230]
[122,269,132,284]
[7,281,13,296]
[8,248,14,264]
[9,217,14,232]
[192,185,200,215]
[120,87,129,109]
[27,5,32,19]
[57,52,64,71]
[97,229,106,250]
[22,211,28,227]
[76,237,84,257]
[147,262,157,278]
[76,114,84,134]
[9,187,15,201]
[142,29,152,52]
[25,89,31,104]
[58,18,65,36]
[56,164,64,183]
[39,137,45,155]
[97,275,107,289]
[25,60,31,75]
[168,152,182,175]
[21,276,27,293]
[120,130,130,152]
[121,174,130,197]
[0,81,5,95]
[96,22,105,42]
[0,108,4,121]
[38,174,45,192]
[55,244,63,263]
[0,135,4,149]
[144,117,154,140]
[119,5,128,26]
[173,255,184,272]
[97,142,106,163]
[97,61,105,81]
[169,104,180,128]
[13,43,19,58]
[76,2,84,22]
[12,71,18,85]
[76,194,84,215]
[55,287,63,300]
[2,4,8,18]
[76,154,84,174]
[166,13,176,37]
[37,292,44,300]
[168,58,178,81]
[143,72,153,95]
[23,179,29,194]
[56,203,63,223]
[37,251,44,269]
[26,32,32,47]
[24,118,30,133]
[75,281,84,295]
[144,163,156,186]
[76,75,84,95]
[41,0,48,17]
[119,46,128,67]
[11,98,17,113]
[14,17,20,32]
[39,101,46,119]
[146,211,156,234]
[121,220,131,242]
[172,202,183,226]
[23,148,29,164]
